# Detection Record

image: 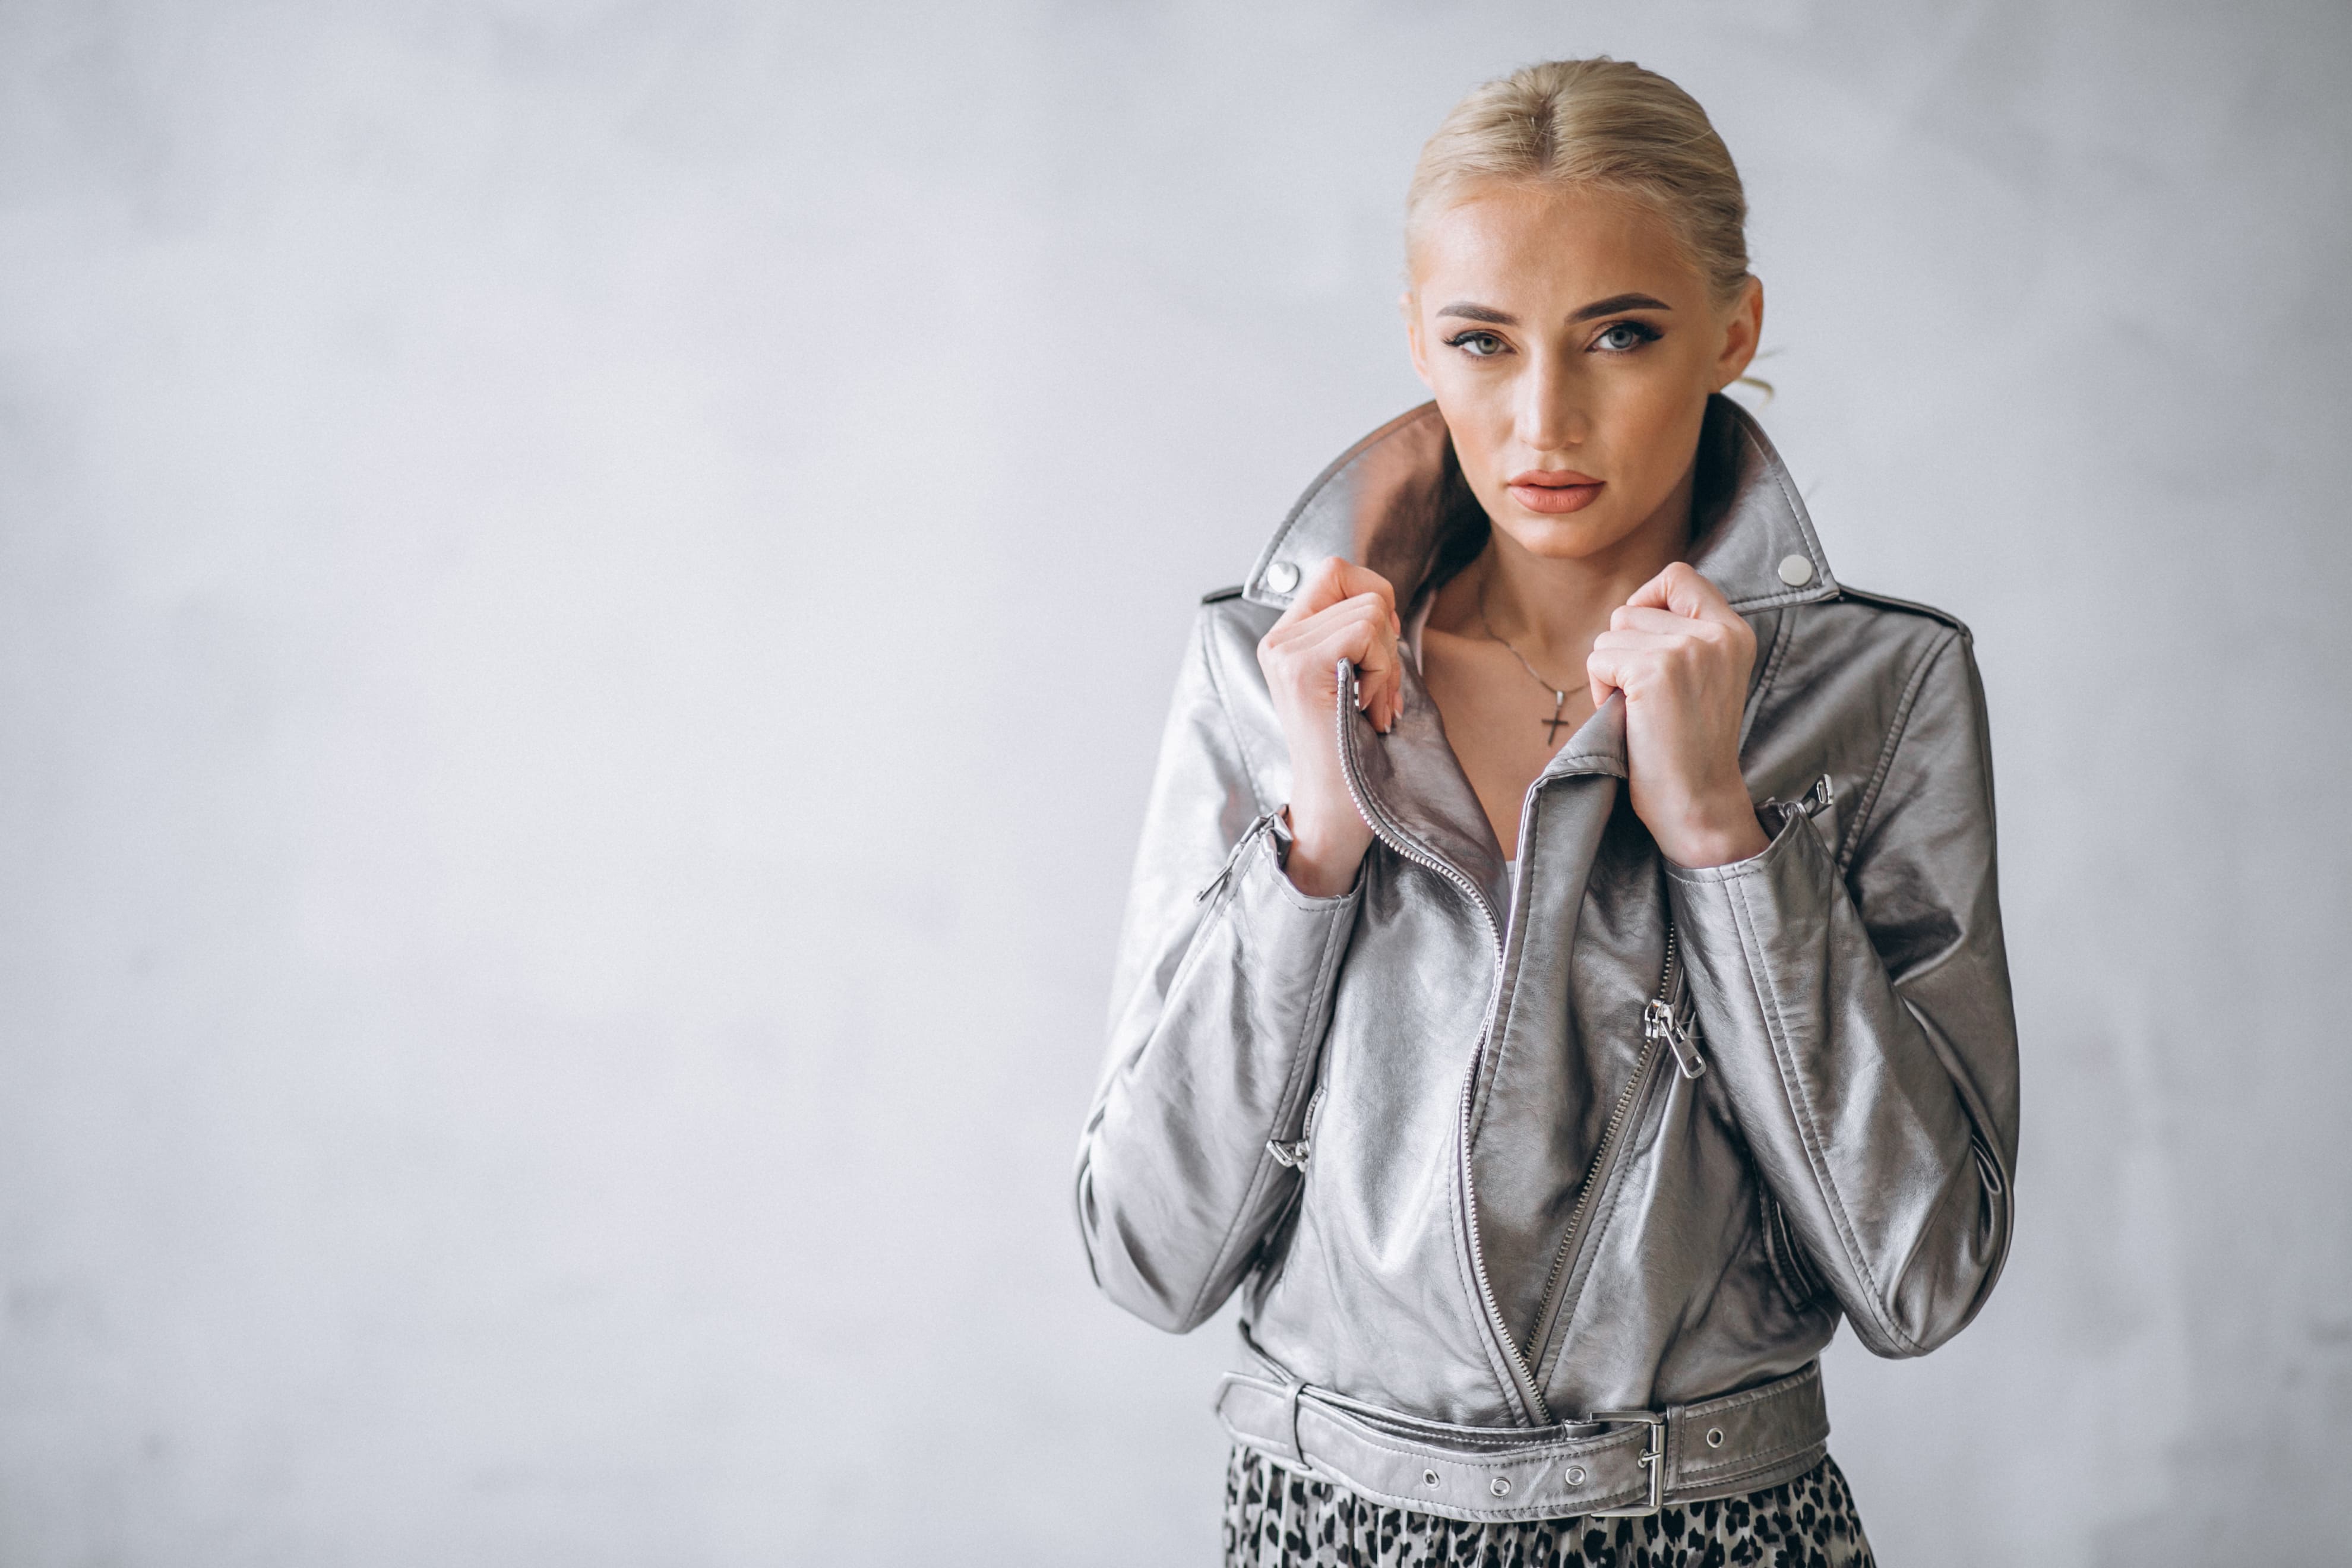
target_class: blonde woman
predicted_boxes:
[1077,59,2015,1567]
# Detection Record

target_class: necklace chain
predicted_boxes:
[1476,573,1583,743]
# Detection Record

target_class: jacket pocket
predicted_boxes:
[1759,1186,1828,1310]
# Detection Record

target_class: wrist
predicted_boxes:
[1282,804,1373,897]
[1652,788,1769,870]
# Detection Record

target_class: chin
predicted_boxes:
[1491,505,1635,562]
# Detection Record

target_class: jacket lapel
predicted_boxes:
[1250,394,1840,892]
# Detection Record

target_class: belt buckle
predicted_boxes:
[1587,1409,1665,1516]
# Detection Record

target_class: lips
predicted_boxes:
[1505,469,1604,516]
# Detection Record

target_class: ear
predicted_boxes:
[1709,276,1764,392]
[1401,289,1434,390]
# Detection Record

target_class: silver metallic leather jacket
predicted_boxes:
[1076,397,2018,1522]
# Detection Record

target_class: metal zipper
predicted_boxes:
[1327,662,1695,1422]
[1267,1077,1327,1169]
[1523,930,1683,1381]
[1203,808,1333,1171]
[1196,808,1288,905]
[1329,662,1553,1424]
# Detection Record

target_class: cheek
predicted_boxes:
[1597,359,1709,475]
[1425,367,1511,464]
[1602,347,1700,423]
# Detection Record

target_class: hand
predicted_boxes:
[1255,558,1402,895]
[1586,563,1769,868]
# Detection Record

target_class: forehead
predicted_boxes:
[1411,182,1702,303]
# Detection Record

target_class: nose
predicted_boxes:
[1513,345,1587,456]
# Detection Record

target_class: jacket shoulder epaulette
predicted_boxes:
[1200,584,1245,605]
[1832,584,1971,639]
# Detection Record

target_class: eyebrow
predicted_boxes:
[1570,292,1671,321]
[1434,293,1673,327]
[1434,302,1518,325]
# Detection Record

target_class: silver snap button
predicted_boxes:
[1264,561,1301,593]
[1563,1464,1587,1486]
[1422,1468,1440,1487]
[1490,1476,1511,1497]
[1776,554,1815,587]
[1706,1427,1725,1448]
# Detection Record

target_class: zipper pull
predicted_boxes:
[1762,774,1836,836]
[1645,997,1707,1080]
[1266,1080,1329,1171]
[1197,809,1289,903]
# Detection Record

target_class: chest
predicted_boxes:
[1419,633,1598,858]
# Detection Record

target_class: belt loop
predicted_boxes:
[1285,1379,1307,1469]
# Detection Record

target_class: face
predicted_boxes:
[1404,181,1763,565]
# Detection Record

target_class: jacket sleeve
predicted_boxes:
[1074,606,1363,1333]
[1665,627,2019,1358]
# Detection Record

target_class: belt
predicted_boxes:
[1215,1359,1829,1524]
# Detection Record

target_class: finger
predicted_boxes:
[1267,557,1351,631]
[1263,591,1395,657]
[1588,628,1683,654]
[1319,560,1401,664]
[1266,576,1402,728]
[1300,608,1406,730]
[1280,557,1399,624]
[1608,605,1728,639]
[1324,559,1399,618]
[1588,637,1679,684]
[1290,606,1398,694]
[1623,562,1740,627]
[1586,645,1622,710]
[1294,593,1401,659]
[1377,641,1406,732]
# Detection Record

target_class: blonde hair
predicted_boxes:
[1406,58,1752,304]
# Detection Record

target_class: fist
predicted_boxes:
[1254,558,1400,894]
[1257,557,1404,738]
[1585,562,1769,868]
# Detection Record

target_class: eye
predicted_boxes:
[1443,330,1508,359]
[1592,321,1661,354]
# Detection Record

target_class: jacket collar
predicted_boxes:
[1246,394,1838,897]
[1240,392,1840,619]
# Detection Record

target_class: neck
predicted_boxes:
[1471,459,1696,662]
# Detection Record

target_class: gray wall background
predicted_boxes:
[2,1,2346,1562]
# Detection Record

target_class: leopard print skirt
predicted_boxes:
[1222,1444,1875,1568]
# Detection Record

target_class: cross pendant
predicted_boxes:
[1540,692,1575,742]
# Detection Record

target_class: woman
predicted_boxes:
[1077,58,2016,1567]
